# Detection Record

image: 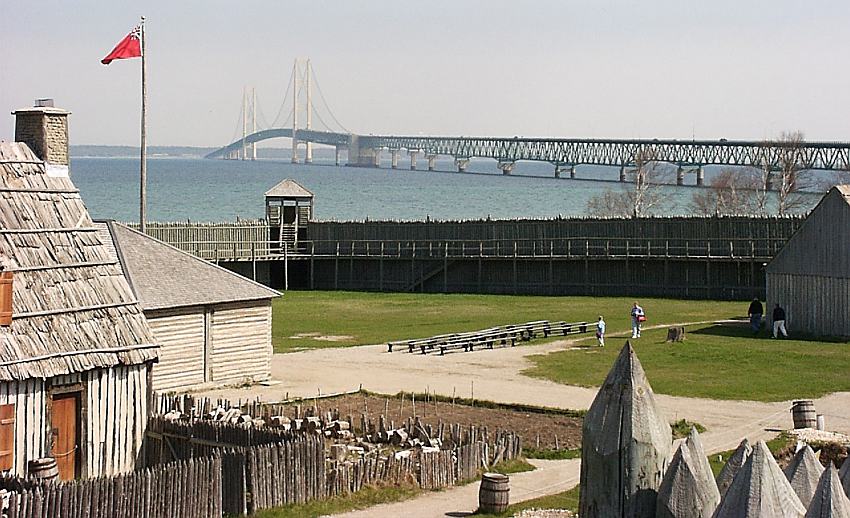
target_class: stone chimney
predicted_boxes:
[12,99,70,174]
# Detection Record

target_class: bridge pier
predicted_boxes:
[291,139,300,164]
[335,146,342,166]
[570,165,576,179]
[696,166,704,186]
[391,150,400,169]
[305,142,313,164]
[427,154,437,171]
[409,151,418,170]
[455,158,470,172]
[619,166,627,182]
[554,164,561,178]
[498,161,515,175]
[677,166,685,186]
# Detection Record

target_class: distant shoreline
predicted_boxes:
[70,145,336,159]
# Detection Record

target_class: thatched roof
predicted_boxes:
[805,464,850,518]
[0,142,156,380]
[96,222,279,311]
[264,179,313,198]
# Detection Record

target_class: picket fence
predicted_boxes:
[0,456,222,518]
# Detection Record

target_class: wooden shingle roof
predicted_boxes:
[767,186,850,278]
[97,222,279,311]
[264,179,313,198]
[0,142,157,381]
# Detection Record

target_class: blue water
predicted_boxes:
[69,156,815,222]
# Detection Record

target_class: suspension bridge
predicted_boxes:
[207,59,850,185]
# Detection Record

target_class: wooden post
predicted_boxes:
[139,17,148,234]
[579,343,672,518]
[443,242,448,293]
[334,242,339,290]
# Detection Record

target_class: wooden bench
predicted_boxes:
[390,318,592,357]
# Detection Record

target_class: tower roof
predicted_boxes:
[265,179,313,198]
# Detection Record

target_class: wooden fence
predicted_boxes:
[0,456,222,518]
[143,413,521,515]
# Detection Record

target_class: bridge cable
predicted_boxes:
[270,66,296,128]
[228,97,245,147]
[308,62,351,133]
[310,105,334,133]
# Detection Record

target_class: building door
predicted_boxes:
[51,393,80,480]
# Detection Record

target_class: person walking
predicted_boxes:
[772,303,788,338]
[748,298,764,334]
[630,302,645,339]
[596,316,606,347]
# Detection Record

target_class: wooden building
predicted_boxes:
[767,185,850,337]
[0,103,158,480]
[97,222,280,391]
[265,179,314,247]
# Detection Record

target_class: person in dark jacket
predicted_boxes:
[747,298,763,334]
[772,303,788,338]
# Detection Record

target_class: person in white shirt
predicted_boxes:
[630,302,645,339]
[596,316,606,347]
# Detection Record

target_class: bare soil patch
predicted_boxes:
[279,393,583,450]
[288,332,355,342]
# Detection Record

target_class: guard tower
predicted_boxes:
[265,179,314,250]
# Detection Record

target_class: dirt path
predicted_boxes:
[335,458,580,518]
[198,325,850,517]
[204,329,850,448]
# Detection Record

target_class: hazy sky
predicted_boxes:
[2,1,849,146]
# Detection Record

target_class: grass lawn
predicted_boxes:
[524,322,850,402]
[272,291,743,353]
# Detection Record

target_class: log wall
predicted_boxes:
[0,363,149,478]
[145,300,272,392]
[146,310,206,391]
[210,301,272,383]
[767,273,850,337]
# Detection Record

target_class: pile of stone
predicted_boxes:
[579,343,850,518]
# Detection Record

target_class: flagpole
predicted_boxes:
[139,16,148,234]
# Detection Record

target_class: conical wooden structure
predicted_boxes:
[717,439,752,498]
[841,457,850,498]
[785,445,826,508]
[579,342,672,518]
[656,428,721,518]
[714,440,806,518]
[805,464,850,518]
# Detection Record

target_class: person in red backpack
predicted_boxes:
[630,302,645,339]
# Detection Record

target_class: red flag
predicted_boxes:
[101,25,142,65]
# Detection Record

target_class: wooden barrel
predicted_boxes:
[28,457,58,481]
[791,400,817,429]
[479,472,510,513]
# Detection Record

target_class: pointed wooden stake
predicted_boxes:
[805,464,850,518]
[579,341,672,518]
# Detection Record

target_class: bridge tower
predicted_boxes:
[291,59,314,164]
[240,87,257,161]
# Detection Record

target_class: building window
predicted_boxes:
[0,271,12,326]
[0,403,15,471]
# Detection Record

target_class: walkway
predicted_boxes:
[199,328,850,517]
